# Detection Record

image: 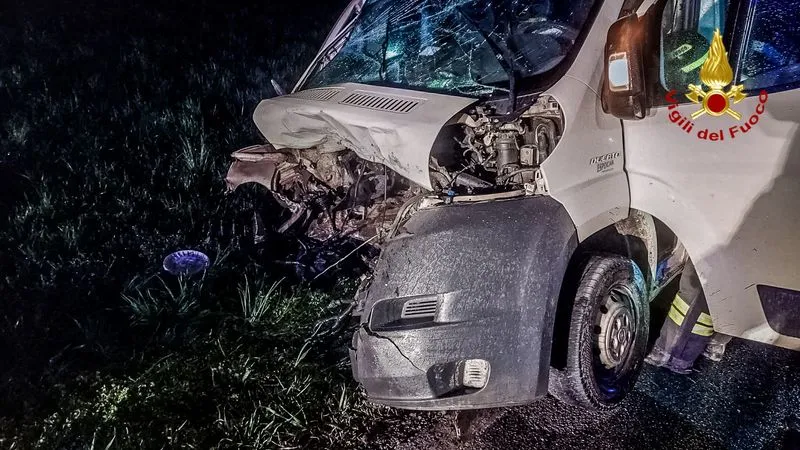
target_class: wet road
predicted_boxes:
[371,285,800,450]
[467,340,800,449]
[376,341,799,450]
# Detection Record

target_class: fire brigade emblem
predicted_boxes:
[686,29,747,120]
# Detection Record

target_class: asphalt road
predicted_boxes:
[374,340,800,450]
[370,286,800,450]
[471,341,799,449]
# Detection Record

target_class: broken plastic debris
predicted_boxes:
[163,250,210,276]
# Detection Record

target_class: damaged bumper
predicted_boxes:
[350,196,577,410]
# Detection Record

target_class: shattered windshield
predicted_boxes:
[305,0,597,96]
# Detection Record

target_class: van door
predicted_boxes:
[623,0,800,349]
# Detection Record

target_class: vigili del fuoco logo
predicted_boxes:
[665,29,768,142]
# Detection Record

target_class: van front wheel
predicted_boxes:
[548,255,649,411]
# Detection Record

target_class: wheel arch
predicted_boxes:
[576,209,662,292]
[550,209,678,370]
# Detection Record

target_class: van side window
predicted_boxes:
[660,0,729,94]
[737,0,800,91]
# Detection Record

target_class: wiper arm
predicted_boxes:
[380,17,391,81]
[455,6,518,110]
[294,7,362,91]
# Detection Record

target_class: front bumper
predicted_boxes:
[350,196,577,410]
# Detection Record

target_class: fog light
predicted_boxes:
[459,359,490,389]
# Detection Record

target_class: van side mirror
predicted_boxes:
[601,14,648,120]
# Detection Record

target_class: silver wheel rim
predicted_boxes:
[596,288,635,369]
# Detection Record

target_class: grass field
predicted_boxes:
[0,0,437,447]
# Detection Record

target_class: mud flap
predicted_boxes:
[350,196,578,410]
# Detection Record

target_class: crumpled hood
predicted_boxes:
[252,83,476,189]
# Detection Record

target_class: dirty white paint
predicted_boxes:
[252,83,476,189]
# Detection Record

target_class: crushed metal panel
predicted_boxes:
[252,83,477,189]
[225,145,288,191]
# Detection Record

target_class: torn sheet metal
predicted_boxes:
[225,143,420,242]
[252,83,476,189]
[225,145,291,191]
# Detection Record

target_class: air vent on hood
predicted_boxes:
[400,297,439,319]
[339,91,422,113]
[290,87,343,101]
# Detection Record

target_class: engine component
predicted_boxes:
[434,95,564,192]
[495,130,521,175]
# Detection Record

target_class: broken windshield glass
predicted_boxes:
[305,0,596,97]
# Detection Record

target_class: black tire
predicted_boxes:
[548,254,649,411]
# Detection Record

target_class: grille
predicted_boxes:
[290,87,343,101]
[400,297,439,319]
[339,91,421,113]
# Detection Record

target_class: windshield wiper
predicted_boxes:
[455,6,519,110]
[294,8,363,91]
[380,17,391,81]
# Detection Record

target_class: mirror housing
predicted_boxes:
[601,14,648,120]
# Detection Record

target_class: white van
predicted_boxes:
[226,0,800,411]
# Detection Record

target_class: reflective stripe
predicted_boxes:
[672,294,690,315]
[692,322,714,336]
[669,293,715,330]
[668,305,685,326]
[681,51,709,73]
[698,312,713,327]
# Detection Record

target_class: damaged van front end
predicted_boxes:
[225,74,582,407]
[224,0,635,410]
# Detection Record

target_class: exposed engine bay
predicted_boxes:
[224,89,564,278]
[431,95,563,195]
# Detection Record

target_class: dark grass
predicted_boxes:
[0,0,435,447]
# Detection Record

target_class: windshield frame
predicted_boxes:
[297,0,606,100]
